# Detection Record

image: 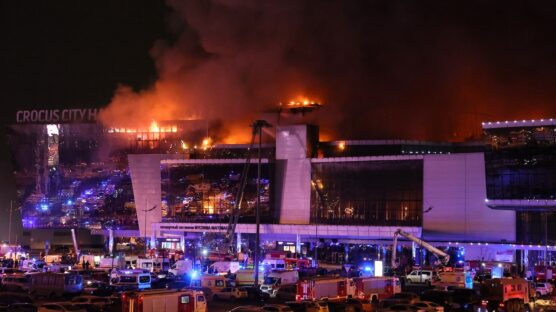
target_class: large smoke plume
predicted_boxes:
[100,0,556,142]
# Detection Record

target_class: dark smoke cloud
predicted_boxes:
[100,0,556,142]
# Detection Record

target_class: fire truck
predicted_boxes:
[353,277,401,302]
[297,277,355,301]
[479,278,532,312]
[122,289,207,312]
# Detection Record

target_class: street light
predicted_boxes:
[252,120,271,287]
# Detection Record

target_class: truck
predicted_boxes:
[479,278,532,312]
[99,256,125,270]
[122,289,207,312]
[169,259,193,278]
[261,270,300,297]
[297,277,355,301]
[353,276,401,303]
[190,275,231,293]
[137,257,170,273]
[234,269,264,286]
[209,261,240,274]
[29,272,83,297]
[432,271,466,289]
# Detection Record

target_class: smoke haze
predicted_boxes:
[100,0,556,142]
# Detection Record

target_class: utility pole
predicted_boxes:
[253,120,271,287]
[8,200,13,245]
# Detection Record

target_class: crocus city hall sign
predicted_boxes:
[16,108,99,123]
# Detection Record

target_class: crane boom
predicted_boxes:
[222,120,271,254]
[391,229,450,269]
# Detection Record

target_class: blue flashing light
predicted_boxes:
[458,260,464,264]
[190,270,198,279]
[66,200,73,205]
[40,203,49,211]
[364,266,372,272]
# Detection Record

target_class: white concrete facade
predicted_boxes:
[276,125,312,224]
[422,153,515,242]
[128,125,516,243]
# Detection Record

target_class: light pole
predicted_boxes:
[253,120,271,287]
[8,200,13,245]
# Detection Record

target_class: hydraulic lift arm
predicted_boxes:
[391,228,450,269]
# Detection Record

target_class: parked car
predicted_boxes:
[1,274,31,292]
[420,290,455,311]
[535,282,554,297]
[70,296,113,309]
[413,301,443,312]
[275,284,297,301]
[212,287,248,301]
[5,302,37,312]
[449,288,480,311]
[0,292,33,310]
[38,303,87,312]
[240,286,271,301]
[286,300,330,312]
[380,303,423,312]
[227,306,263,312]
[83,280,107,295]
[392,292,420,304]
[261,304,294,312]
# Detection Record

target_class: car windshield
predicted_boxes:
[118,276,137,283]
[63,304,87,311]
[264,277,278,285]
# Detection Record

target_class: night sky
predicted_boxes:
[2,0,556,241]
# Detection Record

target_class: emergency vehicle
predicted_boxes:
[296,277,355,301]
[479,278,532,312]
[353,277,401,302]
[122,289,207,312]
[432,271,466,289]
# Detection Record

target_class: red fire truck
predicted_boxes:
[353,277,401,302]
[479,278,532,312]
[122,289,207,312]
[297,277,355,301]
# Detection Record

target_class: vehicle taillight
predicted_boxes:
[481,300,488,306]
[296,295,301,301]
[499,302,504,308]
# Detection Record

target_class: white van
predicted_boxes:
[209,261,240,274]
[260,270,299,297]
[169,259,193,278]
[111,271,151,290]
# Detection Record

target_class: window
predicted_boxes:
[139,276,150,284]
[311,160,423,226]
[196,295,205,302]
[180,296,190,304]
[215,280,225,287]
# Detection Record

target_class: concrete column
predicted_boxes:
[180,233,186,253]
[108,229,114,256]
[236,232,242,253]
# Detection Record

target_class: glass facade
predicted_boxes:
[484,125,556,200]
[161,163,275,224]
[7,120,208,230]
[310,160,423,226]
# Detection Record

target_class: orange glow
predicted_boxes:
[149,120,160,133]
[181,140,188,150]
[202,137,212,150]
[338,141,346,150]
